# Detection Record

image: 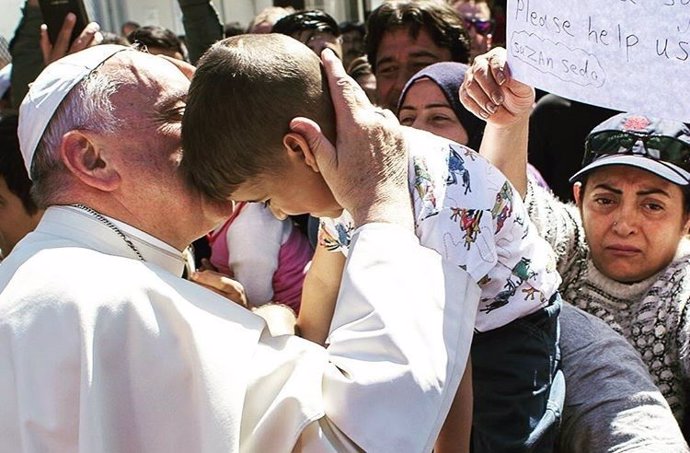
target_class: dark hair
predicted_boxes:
[348,55,374,79]
[365,0,470,72]
[339,20,365,36]
[224,21,245,38]
[100,32,129,46]
[272,10,341,37]
[127,25,185,58]
[0,114,37,215]
[181,34,335,201]
[121,20,140,34]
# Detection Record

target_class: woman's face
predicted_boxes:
[575,165,690,282]
[398,78,469,145]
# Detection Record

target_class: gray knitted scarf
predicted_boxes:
[527,182,690,421]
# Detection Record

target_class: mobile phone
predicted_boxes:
[38,0,90,46]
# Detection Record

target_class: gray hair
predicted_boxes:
[31,68,122,208]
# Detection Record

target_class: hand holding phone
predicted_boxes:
[38,0,90,45]
[39,15,103,65]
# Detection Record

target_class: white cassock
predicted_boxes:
[0,206,479,453]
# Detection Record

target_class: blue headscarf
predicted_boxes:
[398,61,486,151]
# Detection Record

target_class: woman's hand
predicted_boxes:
[459,47,534,127]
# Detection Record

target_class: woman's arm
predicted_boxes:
[177,0,223,65]
[461,48,588,271]
[459,47,534,198]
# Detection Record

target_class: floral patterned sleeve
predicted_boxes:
[411,140,561,331]
[318,213,355,257]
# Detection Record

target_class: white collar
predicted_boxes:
[37,206,186,276]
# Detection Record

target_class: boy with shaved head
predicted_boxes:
[183,33,563,452]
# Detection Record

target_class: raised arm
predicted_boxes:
[460,48,589,273]
[9,0,43,107]
[177,0,223,65]
[459,47,534,198]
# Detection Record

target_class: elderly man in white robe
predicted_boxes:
[0,44,479,452]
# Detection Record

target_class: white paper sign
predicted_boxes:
[506,0,690,122]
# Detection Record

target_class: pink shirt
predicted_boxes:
[209,202,313,312]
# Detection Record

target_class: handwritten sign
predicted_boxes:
[506,0,690,122]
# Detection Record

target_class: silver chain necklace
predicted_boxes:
[69,204,146,261]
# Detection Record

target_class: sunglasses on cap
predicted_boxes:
[462,18,495,36]
[583,130,690,169]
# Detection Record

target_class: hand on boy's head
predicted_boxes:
[290,48,413,231]
[459,47,534,127]
[40,17,103,65]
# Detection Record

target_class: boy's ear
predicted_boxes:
[60,130,121,191]
[283,130,320,173]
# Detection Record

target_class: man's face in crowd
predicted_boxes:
[0,176,41,257]
[374,26,452,111]
[575,165,690,283]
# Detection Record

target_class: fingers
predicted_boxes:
[459,83,486,120]
[69,22,102,53]
[459,47,536,126]
[198,258,218,272]
[52,13,77,60]
[464,53,504,119]
[488,51,508,86]
[158,54,196,80]
[190,270,248,307]
[39,25,52,65]
[320,47,372,118]
[41,16,104,66]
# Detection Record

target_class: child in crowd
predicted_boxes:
[181,34,563,452]
[206,201,312,312]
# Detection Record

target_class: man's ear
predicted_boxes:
[283,129,320,173]
[60,130,121,191]
[573,182,583,207]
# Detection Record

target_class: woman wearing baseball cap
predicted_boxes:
[462,47,690,449]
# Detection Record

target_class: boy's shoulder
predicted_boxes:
[403,128,511,219]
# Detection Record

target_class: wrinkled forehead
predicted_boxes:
[101,51,189,108]
[103,51,189,91]
[587,164,680,191]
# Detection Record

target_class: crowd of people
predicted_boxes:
[0,0,689,452]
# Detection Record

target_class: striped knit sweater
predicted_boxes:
[526,182,690,422]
